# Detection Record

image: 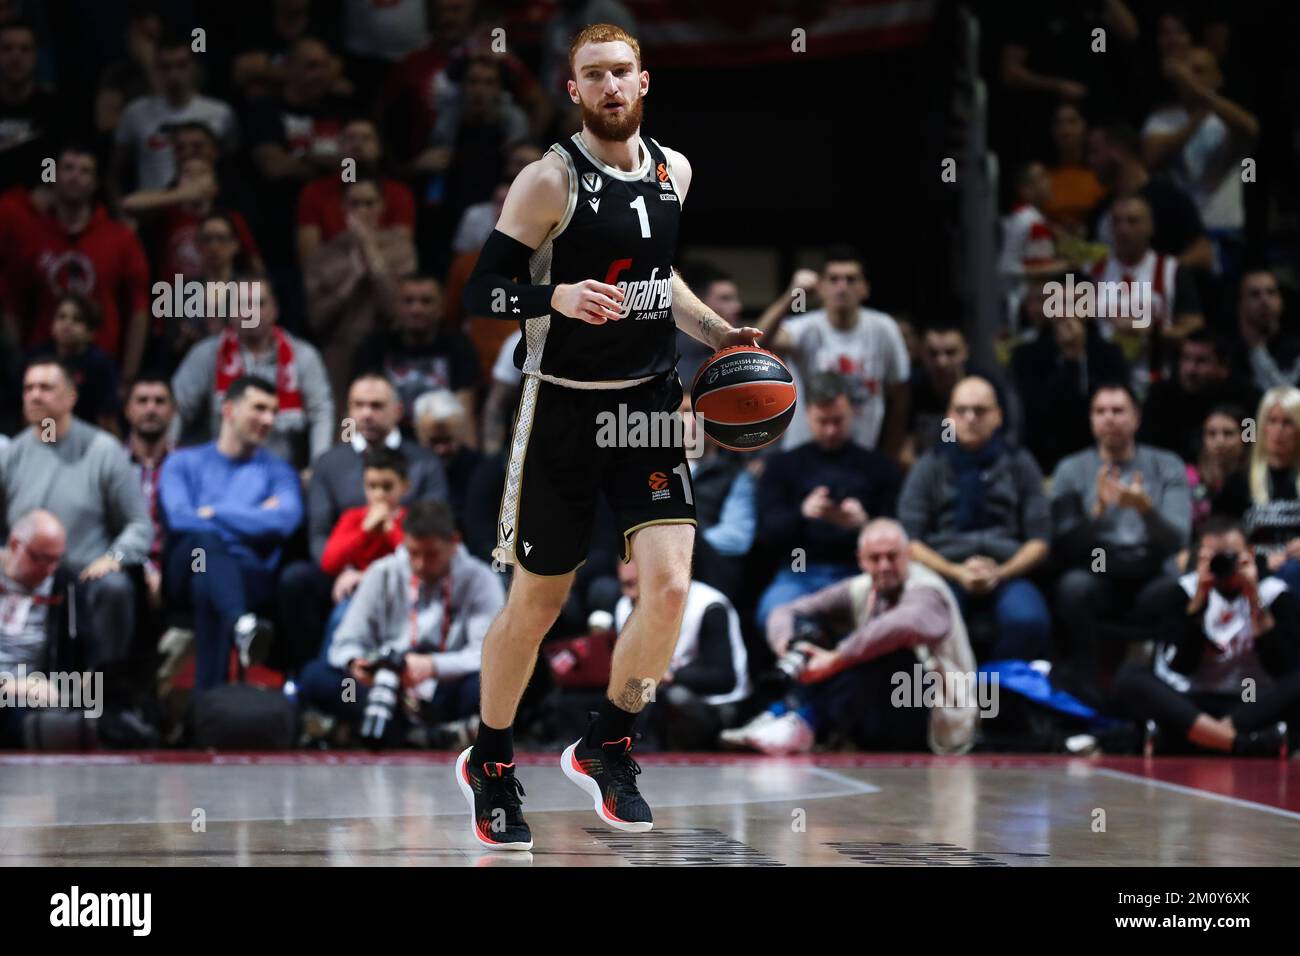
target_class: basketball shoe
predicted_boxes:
[454,748,533,850]
[561,726,653,831]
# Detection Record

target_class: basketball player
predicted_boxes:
[457,23,761,850]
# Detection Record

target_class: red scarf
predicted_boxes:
[215,327,304,420]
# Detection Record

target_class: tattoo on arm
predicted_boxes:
[614,677,657,713]
[698,313,726,347]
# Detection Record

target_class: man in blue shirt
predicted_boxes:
[160,376,304,689]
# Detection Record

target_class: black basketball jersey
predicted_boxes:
[514,131,682,384]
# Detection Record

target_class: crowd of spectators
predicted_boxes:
[0,1,1298,758]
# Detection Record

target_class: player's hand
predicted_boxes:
[552,280,625,324]
[717,326,764,349]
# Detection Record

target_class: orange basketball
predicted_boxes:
[691,346,797,451]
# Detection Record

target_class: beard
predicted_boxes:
[580,93,644,143]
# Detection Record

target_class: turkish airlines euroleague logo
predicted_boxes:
[648,471,671,501]
[656,162,669,183]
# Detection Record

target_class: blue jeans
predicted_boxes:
[757,562,858,630]
[795,648,928,750]
[951,576,1052,662]
[165,531,277,691]
[316,598,352,664]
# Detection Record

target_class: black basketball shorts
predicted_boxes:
[494,370,698,576]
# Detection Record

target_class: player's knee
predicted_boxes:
[636,568,690,620]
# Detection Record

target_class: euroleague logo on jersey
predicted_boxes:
[656,162,669,183]
[647,471,671,501]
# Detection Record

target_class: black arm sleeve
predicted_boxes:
[463,229,555,320]
[672,604,737,697]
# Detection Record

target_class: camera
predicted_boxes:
[1208,551,1239,588]
[775,614,834,682]
[359,647,407,747]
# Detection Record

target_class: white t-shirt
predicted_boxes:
[999,203,1057,277]
[1142,107,1243,231]
[115,94,239,189]
[0,568,53,672]
[780,307,910,450]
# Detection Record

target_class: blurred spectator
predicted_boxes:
[1139,329,1258,462]
[754,373,901,628]
[733,519,976,755]
[1213,387,1300,596]
[230,0,349,104]
[907,321,1017,463]
[155,212,260,374]
[1050,382,1191,704]
[1,145,151,381]
[680,390,758,599]
[0,510,91,747]
[244,36,354,266]
[279,372,447,670]
[110,31,238,204]
[353,275,480,442]
[304,175,416,412]
[25,294,120,434]
[122,376,175,610]
[296,116,415,262]
[997,0,1141,156]
[171,280,334,472]
[451,141,541,256]
[481,328,522,455]
[1000,160,1070,327]
[1087,123,1213,270]
[159,375,304,690]
[617,556,750,751]
[121,156,264,281]
[1043,102,1105,234]
[420,53,530,246]
[1091,194,1204,391]
[341,0,429,99]
[380,0,549,168]
[1112,516,1298,757]
[2,360,151,685]
[1238,269,1298,391]
[760,246,911,460]
[0,20,66,190]
[320,444,409,579]
[1012,287,1129,471]
[1141,46,1258,275]
[94,6,161,138]
[413,388,482,519]
[900,376,1052,663]
[673,260,748,398]
[300,499,504,747]
[1187,404,1247,537]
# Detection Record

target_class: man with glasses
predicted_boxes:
[899,376,1052,663]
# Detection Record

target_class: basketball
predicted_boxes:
[691,346,797,451]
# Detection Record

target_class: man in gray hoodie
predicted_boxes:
[1,361,151,691]
[298,499,504,743]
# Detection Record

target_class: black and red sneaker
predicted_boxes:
[561,732,652,831]
[454,747,533,851]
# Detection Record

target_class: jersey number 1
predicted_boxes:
[629,195,651,238]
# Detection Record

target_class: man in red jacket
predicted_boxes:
[1,145,151,380]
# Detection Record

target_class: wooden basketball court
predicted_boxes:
[1,752,1297,866]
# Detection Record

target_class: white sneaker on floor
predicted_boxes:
[748,712,815,756]
[719,709,779,750]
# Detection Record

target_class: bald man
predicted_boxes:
[0,510,91,745]
[725,518,977,755]
[897,376,1052,663]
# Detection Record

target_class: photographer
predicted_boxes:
[727,519,978,755]
[298,500,504,747]
[1112,516,1300,756]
